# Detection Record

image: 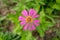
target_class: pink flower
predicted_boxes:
[19,9,40,31]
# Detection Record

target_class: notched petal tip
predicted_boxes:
[33,14,40,18]
[18,16,25,21]
[33,20,40,26]
[22,10,28,17]
[32,25,36,30]
[29,9,37,16]
[20,21,26,26]
[23,23,29,30]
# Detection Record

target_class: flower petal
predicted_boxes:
[27,24,32,31]
[29,9,37,16]
[28,26,32,31]
[28,24,36,31]
[33,20,40,26]
[33,15,39,18]
[19,16,25,21]
[34,20,40,23]
[31,25,36,30]
[22,10,28,17]
[20,21,26,26]
[23,23,29,30]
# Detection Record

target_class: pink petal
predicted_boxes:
[28,24,36,31]
[33,15,39,18]
[22,10,28,17]
[19,16,25,21]
[34,23,39,26]
[23,23,29,30]
[34,20,40,23]
[20,21,26,26]
[29,9,37,16]
[27,24,32,31]
[31,25,36,30]
[28,26,32,31]
[33,20,40,26]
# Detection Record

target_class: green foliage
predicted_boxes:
[0,32,21,40]
[0,16,7,21]
[56,0,60,4]
[52,4,60,10]
[37,8,54,37]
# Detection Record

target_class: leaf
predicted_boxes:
[34,4,40,12]
[56,0,60,4]
[39,8,45,23]
[52,4,60,10]
[37,26,44,38]
[21,31,35,40]
[37,8,46,38]
[13,0,18,2]
[45,15,55,23]
[0,16,7,21]
[52,37,59,40]
[45,8,53,15]
[45,21,54,27]
[0,38,3,40]
[37,21,54,38]
[48,2,60,10]
[35,0,45,5]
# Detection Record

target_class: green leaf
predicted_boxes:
[52,4,60,10]
[45,8,53,15]
[35,0,45,5]
[34,4,40,12]
[45,21,54,27]
[0,38,3,40]
[45,15,55,23]
[56,0,60,4]
[52,37,59,40]
[39,8,45,23]
[0,16,7,21]
[37,26,44,38]
[37,21,54,38]
[21,31,35,40]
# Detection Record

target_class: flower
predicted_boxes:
[19,9,40,31]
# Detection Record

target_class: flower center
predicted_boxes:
[26,16,33,23]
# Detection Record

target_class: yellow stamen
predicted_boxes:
[26,16,33,23]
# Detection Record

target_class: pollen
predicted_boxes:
[26,16,33,23]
